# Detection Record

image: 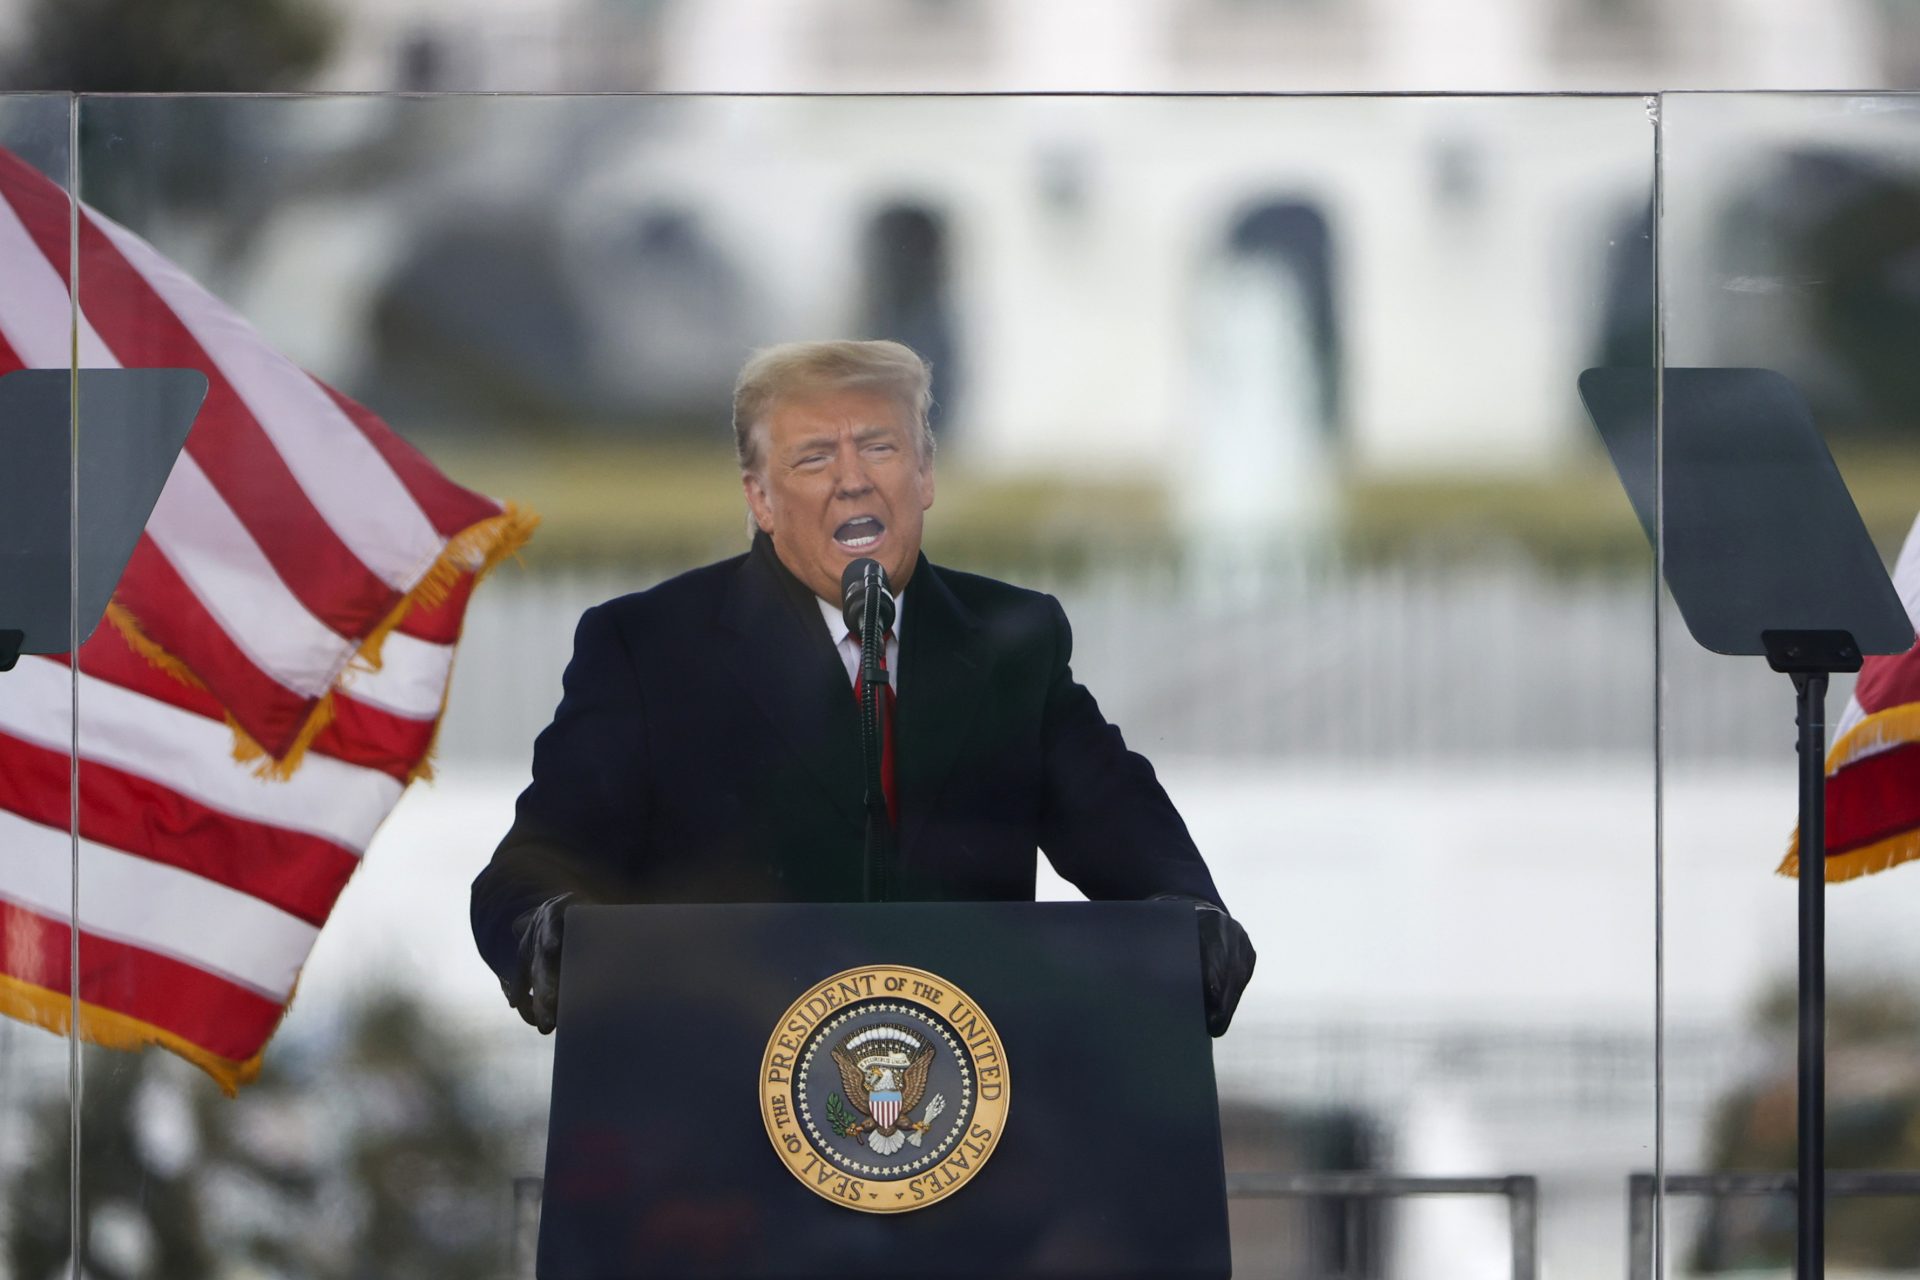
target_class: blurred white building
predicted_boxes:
[227,1,1911,544]
[225,87,1660,547]
[318,0,1899,97]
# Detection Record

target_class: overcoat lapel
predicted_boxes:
[895,560,989,859]
[716,543,866,829]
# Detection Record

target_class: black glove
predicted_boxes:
[505,892,575,1034]
[1154,894,1256,1037]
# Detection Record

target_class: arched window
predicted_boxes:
[1225,200,1340,434]
[861,203,960,433]
[1182,198,1342,544]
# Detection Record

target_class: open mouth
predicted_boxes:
[834,516,886,551]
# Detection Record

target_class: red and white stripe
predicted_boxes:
[1827,515,1920,763]
[0,147,501,757]
[1783,515,1920,881]
[0,148,526,1085]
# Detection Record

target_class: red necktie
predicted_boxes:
[851,633,897,826]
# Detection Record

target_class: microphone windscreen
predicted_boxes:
[840,559,895,635]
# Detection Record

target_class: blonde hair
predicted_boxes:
[732,339,935,475]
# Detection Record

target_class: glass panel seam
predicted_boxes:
[1650,86,1667,1280]
[65,88,82,1280]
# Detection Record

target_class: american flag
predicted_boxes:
[0,148,534,1092]
[1782,514,1920,884]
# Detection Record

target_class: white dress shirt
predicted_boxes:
[815,591,903,690]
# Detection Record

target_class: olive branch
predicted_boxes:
[825,1092,862,1137]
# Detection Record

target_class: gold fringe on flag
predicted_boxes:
[351,500,541,676]
[384,502,543,783]
[1777,701,1920,882]
[0,971,263,1096]
[105,501,539,781]
[227,691,339,781]
[104,604,339,781]
[1821,702,1920,774]
[104,601,208,691]
[1780,829,1920,884]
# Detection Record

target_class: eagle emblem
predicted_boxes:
[761,964,1010,1212]
[827,1024,947,1156]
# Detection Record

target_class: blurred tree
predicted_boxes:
[0,0,340,286]
[8,1047,216,1279]
[1716,151,1920,439]
[6,991,520,1279]
[2,0,335,93]
[1690,979,1920,1270]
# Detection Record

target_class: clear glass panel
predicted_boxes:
[70,92,1658,1277]
[1660,91,1920,1277]
[0,90,79,1278]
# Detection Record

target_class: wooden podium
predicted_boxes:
[536,901,1231,1279]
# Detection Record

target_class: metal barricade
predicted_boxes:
[1626,1170,1920,1280]
[512,1175,543,1279]
[510,1169,1542,1277]
[1228,1172,1539,1280]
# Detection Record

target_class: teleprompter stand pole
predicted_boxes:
[1796,669,1827,1280]
[1767,630,1861,1280]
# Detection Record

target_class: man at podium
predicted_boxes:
[470,340,1254,1038]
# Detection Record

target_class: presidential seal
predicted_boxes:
[759,964,1009,1213]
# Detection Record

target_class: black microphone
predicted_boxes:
[843,557,898,900]
[840,558,896,636]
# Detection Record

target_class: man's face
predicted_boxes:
[743,386,936,603]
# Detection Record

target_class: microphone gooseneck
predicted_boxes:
[840,558,896,901]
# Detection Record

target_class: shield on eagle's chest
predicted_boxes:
[870,1090,902,1130]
